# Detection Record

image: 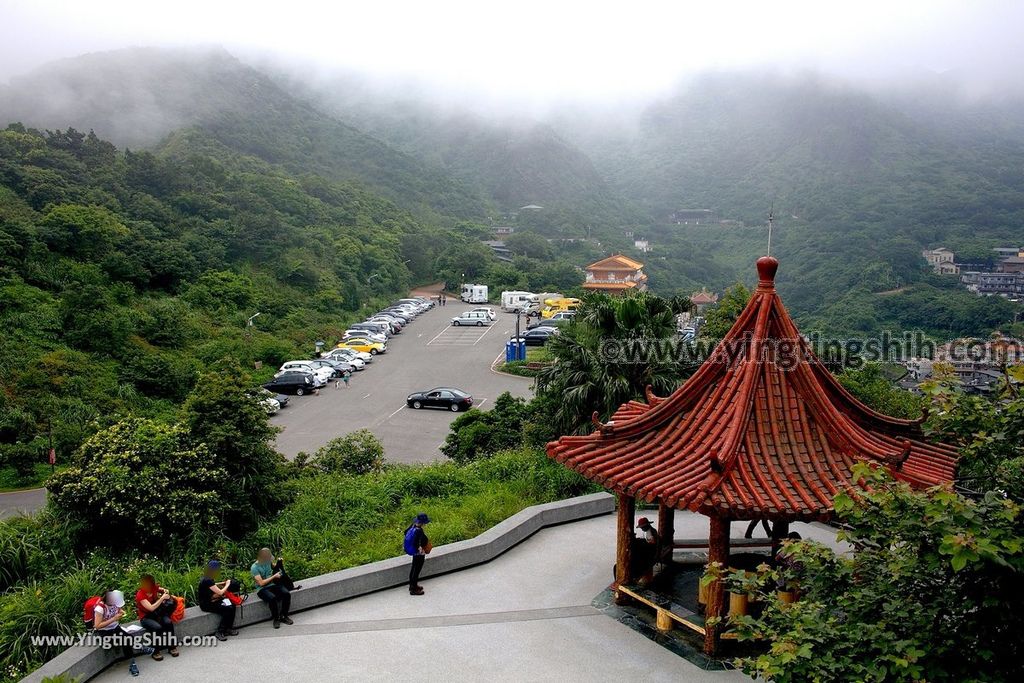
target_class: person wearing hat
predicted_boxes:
[197,560,238,641]
[93,590,137,663]
[636,517,662,580]
[403,513,432,595]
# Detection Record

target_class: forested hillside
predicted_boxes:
[276,70,648,236]
[552,73,1024,336]
[0,48,489,221]
[0,124,486,467]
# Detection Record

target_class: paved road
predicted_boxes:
[0,487,47,519]
[271,301,534,463]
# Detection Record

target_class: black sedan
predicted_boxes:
[406,387,474,412]
[511,328,558,346]
[263,373,315,395]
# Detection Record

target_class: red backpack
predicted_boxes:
[83,596,103,628]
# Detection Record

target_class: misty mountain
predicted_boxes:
[557,72,1024,237]
[284,72,626,214]
[0,47,489,220]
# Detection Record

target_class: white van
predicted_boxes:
[451,311,493,326]
[501,290,534,312]
[461,284,489,304]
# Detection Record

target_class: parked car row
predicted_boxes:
[255,297,438,405]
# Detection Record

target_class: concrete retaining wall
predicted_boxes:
[23,492,613,682]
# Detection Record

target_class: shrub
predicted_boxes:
[441,392,531,464]
[47,418,227,544]
[311,429,385,475]
[180,360,287,533]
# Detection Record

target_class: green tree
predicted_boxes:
[311,429,385,475]
[537,291,686,433]
[441,392,531,464]
[180,361,286,533]
[700,282,750,342]
[47,418,227,542]
[837,363,922,419]
[727,465,1024,683]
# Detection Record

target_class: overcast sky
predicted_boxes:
[2,0,1023,100]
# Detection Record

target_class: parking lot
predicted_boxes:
[270,301,534,463]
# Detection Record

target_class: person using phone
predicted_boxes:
[197,560,238,641]
[136,574,179,660]
[252,547,294,629]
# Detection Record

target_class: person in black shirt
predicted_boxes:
[403,513,431,595]
[198,560,237,641]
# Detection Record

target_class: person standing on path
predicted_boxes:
[404,513,431,595]
[342,371,351,388]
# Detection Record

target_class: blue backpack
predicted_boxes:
[403,526,419,555]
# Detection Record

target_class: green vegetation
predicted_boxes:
[537,291,692,434]
[717,378,1024,682]
[307,429,386,476]
[725,464,1023,683]
[0,124,499,474]
[0,444,595,680]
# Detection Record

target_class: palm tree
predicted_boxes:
[537,291,687,434]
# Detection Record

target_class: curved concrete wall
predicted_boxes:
[22,492,613,683]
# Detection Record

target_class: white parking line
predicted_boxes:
[363,393,371,399]
[426,325,451,345]
[475,398,488,409]
[472,322,498,346]
[386,405,405,419]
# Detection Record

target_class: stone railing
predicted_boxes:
[22,492,613,682]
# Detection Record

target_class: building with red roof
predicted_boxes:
[547,256,959,653]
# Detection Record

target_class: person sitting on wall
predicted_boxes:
[251,547,294,629]
[136,575,179,660]
[198,560,239,641]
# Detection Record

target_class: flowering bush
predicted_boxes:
[48,418,227,543]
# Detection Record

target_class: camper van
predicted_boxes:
[541,297,581,319]
[501,290,534,312]
[461,284,489,304]
[523,292,561,317]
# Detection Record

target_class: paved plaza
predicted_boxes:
[92,511,845,682]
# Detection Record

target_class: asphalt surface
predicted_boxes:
[270,301,534,462]
[0,487,47,519]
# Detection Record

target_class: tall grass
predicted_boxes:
[0,448,596,681]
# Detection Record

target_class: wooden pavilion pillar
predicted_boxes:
[657,502,675,558]
[614,493,635,604]
[703,515,731,655]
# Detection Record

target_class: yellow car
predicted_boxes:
[336,338,387,355]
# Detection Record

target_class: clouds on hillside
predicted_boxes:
[1,0,1023,101]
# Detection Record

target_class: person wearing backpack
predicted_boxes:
[89,590,138,670]
[403,513,431,596]
[197,560,239,641]
[251,547,294,629]
[136,574,179,660]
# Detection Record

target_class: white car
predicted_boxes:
[261,397,281,414]
[277,361,333,385]
[471,307,497,321]
[342,329,388,344]
[323,347,373,364]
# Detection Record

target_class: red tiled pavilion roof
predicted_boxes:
[546,256,959,521]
